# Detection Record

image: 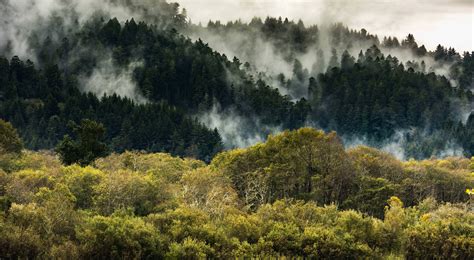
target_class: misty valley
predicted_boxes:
[0,0,473,259]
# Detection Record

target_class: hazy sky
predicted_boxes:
[177,0,473,52]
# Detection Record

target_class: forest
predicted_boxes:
[0,0,473,258]
[0,8,472,159]
[0,122,473,258]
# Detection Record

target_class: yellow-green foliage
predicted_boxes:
[181,167,240,217]
[212,128,354,208]
[0,119,23,155]
[403,158,473,203]
[348,146,405,181]
[0,150,61,173]
[0,128,473,259]
[94,151,204,182]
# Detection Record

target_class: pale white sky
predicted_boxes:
[177,0,473,52]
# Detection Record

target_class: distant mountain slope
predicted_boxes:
[0,0,472,159]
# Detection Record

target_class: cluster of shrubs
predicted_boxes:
[0,124,472,258]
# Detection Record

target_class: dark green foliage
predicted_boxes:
[90,19,305,127]
[202,19,378,62]
[0,14,473,160]
[310,46,473,157]
[0,53,223,161]
[0,2,472,257]
[458,51,474,90]
[56,120,108,166]
[192,19,473,158]
[0,17,307,159]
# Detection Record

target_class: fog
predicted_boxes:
[342,129,465,161]
[0,0,170,102]
[0,0,471,159]
[178,0,473,52]
[0,0,178,59]
[198,105,282,149]
[80,56,148,104]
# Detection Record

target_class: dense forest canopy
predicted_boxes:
[0,0,473,258]
[188,17,474,158]
[0,0,472,160]
[0,126,473,258]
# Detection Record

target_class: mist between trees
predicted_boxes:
[1,0,472,160]
[0,1,473,258]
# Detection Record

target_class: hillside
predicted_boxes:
[0,0,473,257]
[0,15,473,160]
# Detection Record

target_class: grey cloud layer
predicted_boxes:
[178,0,473,51]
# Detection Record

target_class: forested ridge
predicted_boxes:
[0,7,472,159]
[191,17,474,158]
[0,0,473,257]
[0,17,312,161]
[0,125,473,258]
[196,17,472,91]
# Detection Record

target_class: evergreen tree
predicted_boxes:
[56,119,108,166]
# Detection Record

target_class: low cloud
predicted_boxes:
[80,56,147,104]
[198,105,282,149]
[342,129,465,161]
[178,0,472,51]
